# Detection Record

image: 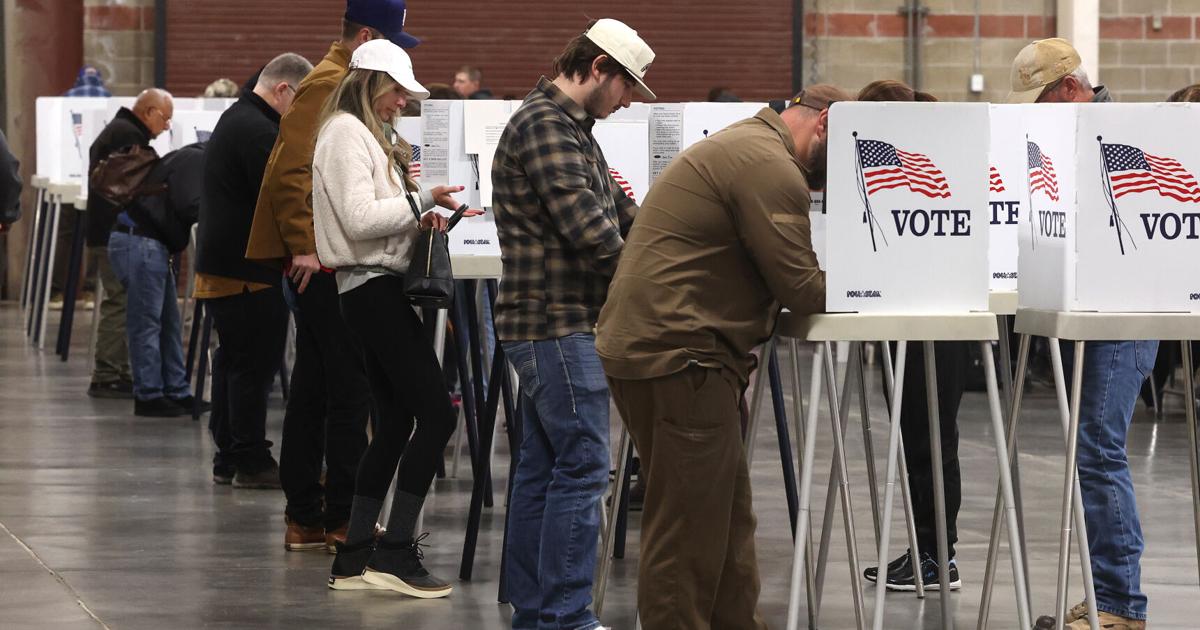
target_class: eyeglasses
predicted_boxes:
[151,107,172,128]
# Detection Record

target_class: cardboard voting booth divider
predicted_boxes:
[421,100,499,256]
[170,110,223,150]
[810,192,826,268]
[1020,103,1200,313]
[826,102,991,313]
[989,105,1024,292]
[648,102,766,182]
[35,97,110,182]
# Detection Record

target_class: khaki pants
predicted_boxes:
[90,246,131,384]
[608,366,767,630]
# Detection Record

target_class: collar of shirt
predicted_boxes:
[753,107,799,158]
[327,40,352,70]
[534,76,595,132]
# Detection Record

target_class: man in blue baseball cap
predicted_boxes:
[344,0,420,49]
[244,0,419,556]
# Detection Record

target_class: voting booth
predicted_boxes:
[825,101,991,313]
[988,105,1024,292]
[1019,103,1200,313]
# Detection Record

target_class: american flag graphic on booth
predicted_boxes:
[71,112,84,140]
[410,144,422,180]
[989,165,1006,193]
[1101,142,1200,203]
[609,168,636,203]
[1027,141,1059,202]
[856,139,951,199]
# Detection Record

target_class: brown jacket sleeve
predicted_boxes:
[246,75,337,260]
[728,157,827,313]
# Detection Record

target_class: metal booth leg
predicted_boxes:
[871,341,908,630]
[922,341,953,629]
[1049,340,1099,630]
[1182,341,1200,587]
[880,342,927,599]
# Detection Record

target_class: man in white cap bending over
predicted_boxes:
[491,18,655,630]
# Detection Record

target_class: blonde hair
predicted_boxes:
[319,68,418,192]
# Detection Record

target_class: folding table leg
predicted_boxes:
[922,341,953,629]
[979,333,1031,630]
[594,428,631,616]
[785,342,837,630]
[1181,341,1200,587]
[996,315,1033,606]
[822,341,866,630]
[789,339,819,628]
[880,342,926,599]
[856,345,882,547]
[744,338,775,463]
[814,342,862,615]
[980,341,1032,628]
[1048,340,1099,630]
[20,187,46,314]
[769,347,801,535]
[871,341,908,630]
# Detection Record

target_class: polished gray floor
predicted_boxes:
[2,304,1199,629]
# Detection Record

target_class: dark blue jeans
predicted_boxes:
[107,231,190,401]
[1066,339,1157,621]
[502,334,610,630]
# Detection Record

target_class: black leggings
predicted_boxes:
[339,275,456,500]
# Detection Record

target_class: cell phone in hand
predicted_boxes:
[447,204,471,231]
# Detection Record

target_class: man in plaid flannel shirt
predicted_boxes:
[491,18,654,630]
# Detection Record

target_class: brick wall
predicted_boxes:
[83,0,155,97]
[804,1,1200,103]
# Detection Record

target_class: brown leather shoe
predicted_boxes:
[325,525,347,554]
[285,517,325,551]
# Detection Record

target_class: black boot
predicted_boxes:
[328,539,383,590]
[361,534,452,598]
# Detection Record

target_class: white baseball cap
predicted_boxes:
[585,18,656,100]
[349,39,430,100]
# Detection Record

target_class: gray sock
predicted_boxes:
[382,491,425,544]
[345,495,384,546]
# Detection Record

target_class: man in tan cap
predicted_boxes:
[595,84,848,629]
[1010,39,1151,630]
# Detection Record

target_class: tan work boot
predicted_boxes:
[1065,601,1088,623]
[1065,610,1145,629]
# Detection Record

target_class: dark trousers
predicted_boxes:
[339,275,455,501]
[207,287,289,474]
[609,366,768,630]
[884,341,967,558]
[279,272,371,529]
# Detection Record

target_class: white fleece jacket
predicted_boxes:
[312,112,435,275]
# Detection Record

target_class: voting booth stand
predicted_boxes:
[766,102,1035,630]
[972,103,1200,630]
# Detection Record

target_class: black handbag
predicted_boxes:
[403,193,455,308]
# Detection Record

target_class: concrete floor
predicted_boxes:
[2,303,1200,629]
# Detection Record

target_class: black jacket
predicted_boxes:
[128,142,205,253]
[0,129,20,226]
[196,91,281,286]
[86,107,153,246]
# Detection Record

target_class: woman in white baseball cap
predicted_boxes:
[313,38,478,597]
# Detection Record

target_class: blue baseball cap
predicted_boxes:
[345,0,420,49]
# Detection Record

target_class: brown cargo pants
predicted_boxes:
[607,365,768,630]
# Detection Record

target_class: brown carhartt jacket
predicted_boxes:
[596,108,826,388]
[245,42,350,264]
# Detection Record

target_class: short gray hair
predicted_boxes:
[257,53,313,90]
[1069,66,1092,90]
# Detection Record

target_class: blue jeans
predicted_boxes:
[107,231,190,401]
[1066,339,1157,621]
[502,334,610,630]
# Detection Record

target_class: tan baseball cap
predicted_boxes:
[1007,38,1082,103]
[585,18,656,100]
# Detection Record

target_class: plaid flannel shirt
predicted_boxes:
[492,77,638,341]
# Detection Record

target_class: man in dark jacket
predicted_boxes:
[0,128,20,232]
[108,142,205,417]
[195,52,312,489]
[86,89,173,399]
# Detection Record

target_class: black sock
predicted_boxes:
[382,491,425,544]
[344,495,384,546]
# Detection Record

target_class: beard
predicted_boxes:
[583,75,618,119]
[804,135,828,191]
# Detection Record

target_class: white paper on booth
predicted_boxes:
[810,192,827,269]
[649,104,682,182]
[1075,103,1200,312]
[396,115,422,182]
[593,120,650,204]
[825,101,991,314]
[988,105,1026,292]
[1018,104,1078,312]
[463,100,515,155]
[679,102,766,151]
[420,100,451,184]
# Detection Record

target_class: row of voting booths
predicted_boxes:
[25,94,1200,629]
